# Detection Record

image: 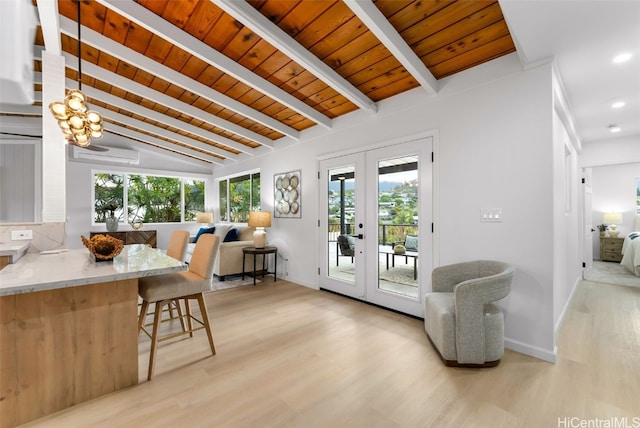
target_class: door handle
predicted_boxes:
[352,234,364,239]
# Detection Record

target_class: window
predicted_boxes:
[93,172,205,224]
[218,171,260,222]
[637,178,640,214]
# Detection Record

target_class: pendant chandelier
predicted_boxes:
[48,0,103,147]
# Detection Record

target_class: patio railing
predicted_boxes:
[328,223,418,246]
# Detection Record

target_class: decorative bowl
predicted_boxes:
[81,234,124,261]
[130,221,144,230]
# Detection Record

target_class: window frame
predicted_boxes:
[91,169,208,226]
[217,169,261,223]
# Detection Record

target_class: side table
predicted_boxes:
[600,237,623,262]
[242,246,278,285]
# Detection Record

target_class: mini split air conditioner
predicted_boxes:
[71,146,139,165]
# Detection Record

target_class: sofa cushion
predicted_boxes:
[194,226,215,243]
[224,228,239,242]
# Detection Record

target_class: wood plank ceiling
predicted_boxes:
[21,0,515,167]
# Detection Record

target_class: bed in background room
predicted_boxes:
[620,215,640,276]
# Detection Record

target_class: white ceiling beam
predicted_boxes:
[63,80,250,162]
[105,122,225,166]
[0,104,41,115]
[344,0,438,96]
[96,0,333,130]
[213,0,379,114]
[57,15,300,141]
[35,1,61,55]
[34,45,275,152]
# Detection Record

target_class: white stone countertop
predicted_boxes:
[0,244,187,296]
[0,241,30,263]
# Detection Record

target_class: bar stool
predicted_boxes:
[138,233,219,380]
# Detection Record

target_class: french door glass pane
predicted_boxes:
[328,165,355,283]
[377,156,419,297]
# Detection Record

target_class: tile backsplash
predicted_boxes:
[0,222,66,253]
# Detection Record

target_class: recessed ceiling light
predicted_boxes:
[608,124,621,133]
[611,101,626,109]
[613,53,632,63]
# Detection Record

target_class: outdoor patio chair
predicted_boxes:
[337,234,355,266]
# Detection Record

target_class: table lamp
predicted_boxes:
[196,212,214,226]
[248,211,271,248]
[603,212,622,237]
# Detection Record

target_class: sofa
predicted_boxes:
[186,223,260,280]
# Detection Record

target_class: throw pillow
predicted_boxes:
[194,226,215,243]
[213,223,233,242]
[224,228,239,242]
[404,235,418,251]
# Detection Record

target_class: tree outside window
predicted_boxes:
[93,172,205,224]
[94,173,124,222]
[218,171,260,223]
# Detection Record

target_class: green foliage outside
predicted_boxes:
[219,173,260,223]
[94,173,124,222]
[94,172,204,224]
[183,179,205,221]
[327,179,419,244]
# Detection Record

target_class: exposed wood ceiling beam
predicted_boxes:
[94,0,332,130]
[344,0,438,95]
[68,82,246,162]
[105,122,224,166]
[34,1,61,55]
[57,14,299,141]
[34,45,274,153]
[213,0,379,114]
[30,86,224,165]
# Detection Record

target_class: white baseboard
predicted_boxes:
[284,275,317,290]
[554,276,581,338]
[505,338,557,363]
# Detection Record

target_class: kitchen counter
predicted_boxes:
[0,243,185,296]
[0,244,188,428]
[0,241,29,266]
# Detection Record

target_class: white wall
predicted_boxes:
[65,143,214,251]
[212,54,560,362]
[551,102,581,335]
[580,135,640,167]
[590,163,640,258]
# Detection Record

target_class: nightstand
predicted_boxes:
[600,237,623,262]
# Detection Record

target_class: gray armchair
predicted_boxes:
[336,234,355,266]
[423,260,515,367]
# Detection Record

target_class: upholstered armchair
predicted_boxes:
[423,260,515,367]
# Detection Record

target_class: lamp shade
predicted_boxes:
[248,211,271,228]
[196,212,214,224]
[603,213,622,225]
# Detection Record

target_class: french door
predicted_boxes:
[318,137,433,317]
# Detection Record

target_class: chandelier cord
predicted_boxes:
[77,0,82,90]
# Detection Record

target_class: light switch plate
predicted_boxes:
[11,230,33,240]
[480,208,503,223]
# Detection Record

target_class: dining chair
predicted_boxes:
[164,230,190,321]
[137,233,219,380]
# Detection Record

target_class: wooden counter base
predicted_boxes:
[0,279,139,428]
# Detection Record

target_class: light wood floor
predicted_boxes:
[20,279,640,428]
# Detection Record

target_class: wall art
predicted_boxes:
[274,170,301,218]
